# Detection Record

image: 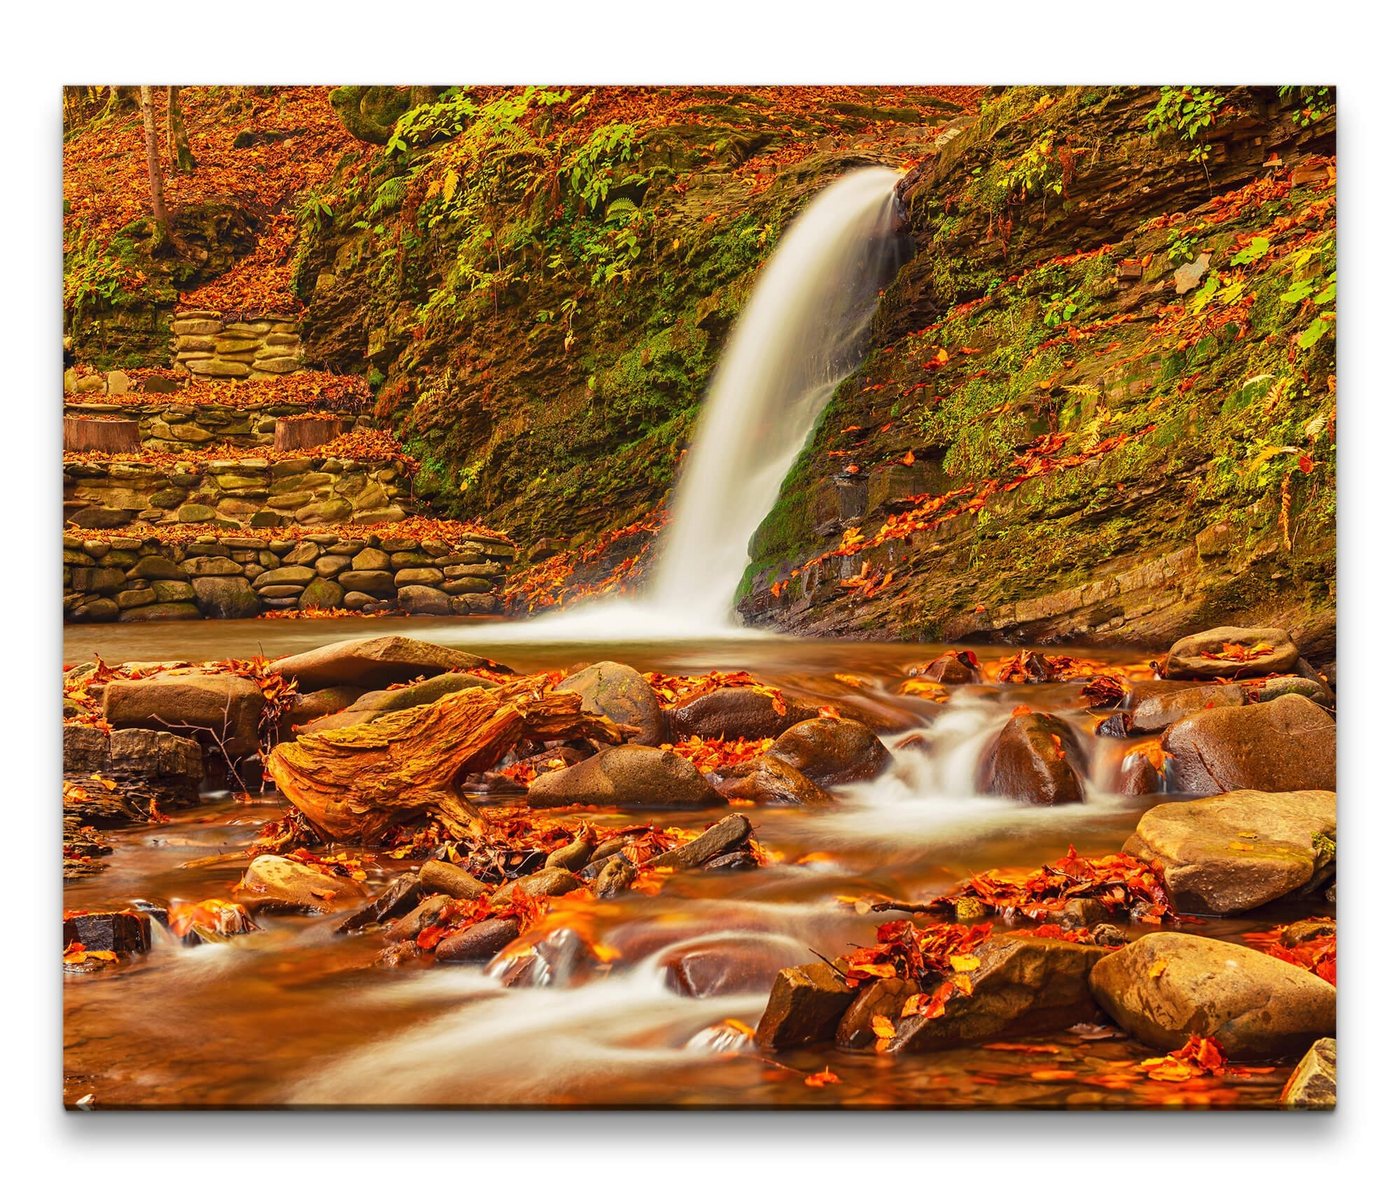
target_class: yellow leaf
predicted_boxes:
[871,1014,896,1040]
[949,953,981,973]
[1149,958,1168,978]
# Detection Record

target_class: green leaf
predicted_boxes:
[1230,236,1271,266]
[1280,280,1315,304]
[1298,316,1332,349]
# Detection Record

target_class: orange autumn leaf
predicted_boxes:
[804,1067,841,1087]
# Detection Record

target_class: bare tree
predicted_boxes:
[166,86,195,173]
[138,85,174,247]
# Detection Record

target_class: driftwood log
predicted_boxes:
[264,678,625,842]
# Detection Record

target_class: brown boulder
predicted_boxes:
[102,672,264,757]
[417,859,490,901]
[63,909,151,955]
[836,976,920,1048]
[668,685,816,741]
[653,813,752,870]
[266,634,504,691]
[1163,626,1299,679]
[556,661,666,746]
[436,918,521,964]
[661,936,810,998]
[912,650,981,684]
[755,962,858,1049]
[767,716,891,788]
[342,672,500,719]
[1089,932,1335,1057]
[524,744,722,809]
[1126,680,1246,733]
[1281,1038,1336,1108]
[234,855,368,914]
[283,686,366,730]
[888,936,1108,1053]
[1122,788,1335,914]
[717,754,832,805]
[978,712,1084,805]
[1161,694,1335,794]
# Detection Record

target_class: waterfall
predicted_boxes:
[647,166,905,627]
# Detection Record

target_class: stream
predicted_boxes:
[63,618,1302,1108]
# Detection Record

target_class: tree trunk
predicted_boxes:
[138,86,174,247]
[166,86,195,173]
[264,678,626,843]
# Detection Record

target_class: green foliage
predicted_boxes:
[63,227,136,323]
[1145,86,1225,166]
[1278,86,1335,128]
[1041,291,1079,328]
[1166,227,1201,267]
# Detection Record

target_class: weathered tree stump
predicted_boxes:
[274,416,349,451]
[63,416,140,454]
[264,677,626,843]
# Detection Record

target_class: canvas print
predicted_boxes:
[62,84,1336,1108]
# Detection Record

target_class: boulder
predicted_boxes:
[191,576,261,619]
[436,918,521,964]
[266,634,501,691]
[117,601,202,622]
[384,894,451,942]
[339,570,397,598]
[661,936,811,998]
[1115,751,1162,797]
[106,729,205,784]
[1161,694,1335,794]
[234,855,368,914]
[766,716,891,787]
[284,686,365,730]
[1281,1037,1337,1108]
[653,813,752,869]
[340,672,500,719]
[913,650,981,685]
[396,584,451,615]
[978,712,1085,805]
[1126,680,1246,733]
[755,962,858,1049]
[888,936,1108,1053]
[489,868,584,906]
[836,976,921,1049]
[335,874,423,933]
[253,565,316,590]
[1163,626,1299,679]
[417,859,490,901]
[525,744,723,809]
[298,577,344,611]
[556,662,666,746]
[668,686,816,742]
[63,909,151,955]
[1122,789,1335,914]
[102,672,264,756]
[717,754,831,805]
[1089,932,1335,1057]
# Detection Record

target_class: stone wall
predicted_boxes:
[171,308,304,379]
[64,529,514,622]
[64,455,413,531]
[62,398,370,453]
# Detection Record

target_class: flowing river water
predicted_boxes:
[63,618,1304,1108]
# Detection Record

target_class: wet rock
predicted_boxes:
[912,650,981,684]
[766,716,892,787]
[1115,751,1162,797]
[436,918,521,964]
[284,685,366,730]
[836,976,920,1048]
[593,854,637,898]
[341,672,500,719]
[336,874,423,933]
[191,576,261,619]
[234,855,368,914]
[102,672,264,757]
[168,899,258,945]
[668,686,816,742]
[525,744,723,809]
[654,813,753,870]
[1089,932,1335,1057]
[1163,626,1300,679]
[1126,680,1246,733]
[62,724,109,774]
[716,754,832,805]
[661,936,811,998]
[1281,1037,1337,1108]
[63,909,151,954]
[491,926,598,988]
[266,634,504,691]
[888,936,1108,1053]
[418,859,490,901]
[557,661,666,746]
[1122,788,1336,914]
[755,962,858,1049]
[490,868,583,905]
[543,827,596,871]
[1161,694,1336,794]
[978,712,1084,805]
[384,893,450,942]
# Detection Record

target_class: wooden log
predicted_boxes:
[264,678,625,843]
[274,416,349,452]
[64,416,140,454]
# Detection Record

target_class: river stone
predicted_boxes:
[836,976,922,1049]
[266,635,502,691]
[442,576,493,595]
[1126,680,1247,733]
[661,936,811,998]
[394,567,444,586]
[182,556,244,578]
[1089,932,1335,1057]
[283,685,365,730]
[384,894,452,942]
[115,588,158,610]
[315,554,353,578]
[336,874,424,933]
[654,813,752,869]
[417,859,490,901]
[888,936,1109,1054]
[556,661,666,746]
[343,672,500,720]
[1281,1038,1337,1108]
[339,569,397,598]
[69,597,120,622]
[118,601,201,622]
[525,744,722,809]
[396,584,452,615]
[127,555,186,580]
[668,686,817,741]
[436,918,521,964]
[63,910,151,955]
[755,962,858,1049]
[236,855,368,914]
[489,868,584,905]
[298,577,344,611]
[1161,694,1336,793]
[978,711,1084,805]
[717,753,831,805]
[1115,751,1162,797]
[191,576,260,619]
[253,565,316,590]
[107,729,204,783]
[1163,626,1300,679]
[352,547,391,571]
[1122,788,1335,914]
[102,672,264,756]
[767,716,892,787]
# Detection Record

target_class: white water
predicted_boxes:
[425,167,904,648]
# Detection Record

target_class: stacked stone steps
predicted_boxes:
[170,308,304,379]
[64,527,515,623]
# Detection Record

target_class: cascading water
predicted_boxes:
[646,166,906,628]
